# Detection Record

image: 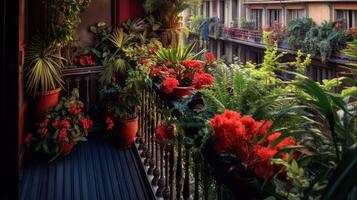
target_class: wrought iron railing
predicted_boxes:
[62,66,104,118]
[135,86,226,200]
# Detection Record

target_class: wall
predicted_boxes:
[76,0,113,47]
[308,3,331,24]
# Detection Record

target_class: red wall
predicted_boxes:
[117,0,144,25]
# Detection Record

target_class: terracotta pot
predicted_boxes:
[33,87,62,120]
[61,141,74,156]
[116,117,139,148]
[170,86,195,100]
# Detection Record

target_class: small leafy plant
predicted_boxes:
[25,89,93,162]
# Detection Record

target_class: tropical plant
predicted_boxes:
[99,28,134,85]
[155,41,205,65]
[287,18,351,62]
[25,36,65,96]
[48,0,91,47]
[263,77,357,200]
[99,28,154,119]
[24,89,93,162]
[143,0,199,47]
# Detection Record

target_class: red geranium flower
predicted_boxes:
[68,103,81,115]
[209,109,298,180]
[182,60,202,70]
[80,117,93,129]
[156,125,175,144]
[106,116,114,130]
[141,58,149,65]
[150,66,163,78]
[59,129,67,142]
[160,77,179,94]
[192,72,214,89]
[205,53,216,63]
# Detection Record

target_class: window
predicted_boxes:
[287,9,305,23]
[220,41,226,57]
[200,3,204,16]
[220,0,225,23]
[206,1,210,17]
[268,9,282,26]
[212,1,217,16]
[232,0,238,22]
[250,9,263,29]
[336,10,357,29]
[212,40,218,57]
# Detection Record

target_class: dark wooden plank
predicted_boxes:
[21,132,154,200]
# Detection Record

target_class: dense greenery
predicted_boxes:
[287,18,351,62]
[171,32,356,200]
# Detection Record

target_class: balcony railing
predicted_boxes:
[136,85,228,200]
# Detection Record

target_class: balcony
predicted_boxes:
[4,0,356,199]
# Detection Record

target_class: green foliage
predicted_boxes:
[28,89,92,162]
[265,77,357,199]
[99,27,155,119]
[25,36,65,96]
[156,41,204,64]
[287,18,351,62]
[48,0,90,47]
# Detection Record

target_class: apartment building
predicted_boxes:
[185,0,357,82]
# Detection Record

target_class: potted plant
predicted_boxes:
[25,0,90,119]
[100,28,152,147]
[24,89,93,162]
[149,42,214,99]
[25,36,65,120]
[143,0,199,47]
[204,109,298,198]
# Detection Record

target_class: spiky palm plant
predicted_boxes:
[156,41,205,65]
[25,36,65,97]
[99,28,133,85]
[263,78,357,200]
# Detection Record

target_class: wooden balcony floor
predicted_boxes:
[20,132,154,200]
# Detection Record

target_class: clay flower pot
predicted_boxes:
[61,141,74,156]
[116,117,139,148]
[33,87,62,120]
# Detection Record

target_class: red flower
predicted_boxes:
[192,72,214,89]
[80,118,93,129]
[68,103,81,115]
[59,129,67,142]
[25,133,33,148]
[160,77,179,94]
[106,116,114,130]
[205,53,216,63]
[182,60,202,70]
[156,125,175,143]
[156,125,166,143]
[165,61,173,67]
[150,66,163,78]
[141,58,149,65]
[40,127,48,137]
[79,57,86,66]
[253,145,278,180]
[209,109,298,180]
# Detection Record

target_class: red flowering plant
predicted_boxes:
[208,109,297,181]
[150,42,215,94]
[155,124,176,147]
[25,89,93,162]
[72,53,96,67]
[346,26,357,39]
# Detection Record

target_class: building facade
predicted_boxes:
[184,0,357,82]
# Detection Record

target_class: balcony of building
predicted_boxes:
[1,0,356,200]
